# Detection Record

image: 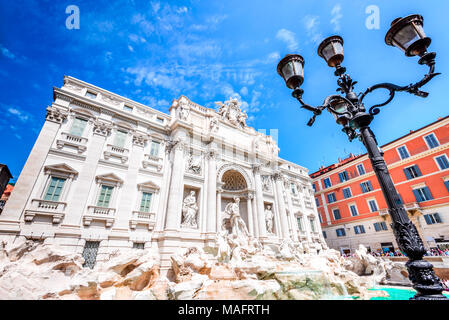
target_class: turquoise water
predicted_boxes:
[369,287,449,300]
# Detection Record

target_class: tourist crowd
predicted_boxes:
[341,248,449,258]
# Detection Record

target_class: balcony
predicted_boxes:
[379,202,420,216]
[129,211,156,230]
[104,144,129,164]
[142,153,163,172]
[83,205,116,227]
[56,132,88,154]
[24,199,67,223]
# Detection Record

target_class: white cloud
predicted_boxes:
[128,45,134,52]
[240,87,248,96]
[7,107,30,122]
[267,51,280,62]
[330,4,343,32]
[303,15,323,44]
[276,29,298,51]
[1,45,15,59]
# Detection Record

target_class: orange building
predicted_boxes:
[0,184,14,214]
[310,116,449,255]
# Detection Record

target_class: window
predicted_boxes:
[374,221,388,232]
[156,117,164,124]
[357,164,365,175]
[444,180,449,193]
[149,141,160,157]
[342,187,352,199]
[97,185,113,207]
[368,199,378,212]
[309,218,316,232]
[114,130,127,148]
[44,177,66,201]
[435,155,449,170]
[69,117,88,136]
[318,213,322,223]
[424,213,442,225]
[349,204,358,216]
[332,209,341,220]
[140,192,153,212]
[323,177,332,188]
[133,242,145,249]
[312,183,317,192]
[403,165,422,180]
[85,91,97,99]
[315,198,320,207]
[413,186,433,202]
[354,225,366,234]
[123,105,133,112]
[327,193,337,203]
[424,133,439,149]
[360,181,373,193]
[82,241,100,269]
[397,146,410,160]
[338,171,349,183]
[297,217,303,231]
[336,228,346,237]
[322,231,327,238]
[291,183,296,194]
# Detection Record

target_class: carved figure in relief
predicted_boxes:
[223,197,249,240]
[265,205,274,234]
[181,191,198,228]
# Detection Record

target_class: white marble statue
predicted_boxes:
[187,154,202,174]
[215,98,247,128]
[181,191,198,229]
[223,197,249,240]
[265,205,274,234]
[178,101,190,121]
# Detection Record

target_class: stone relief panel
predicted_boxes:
[261,175,272,193]
[215,97,248,128]
[186,152,202,175]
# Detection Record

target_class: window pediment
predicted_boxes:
[44,163,78,178]
[137,181,160,192]
[95,173,123,187]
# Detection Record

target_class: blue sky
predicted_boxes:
[0,0,448,180]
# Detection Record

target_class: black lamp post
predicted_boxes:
[277,14,447,300]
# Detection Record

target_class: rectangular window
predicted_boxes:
[413,187,433,202]
[133,242,145,249]
[357,164,365,175]
[338,171,349,183]
[403,165,422,180]
[97,185,113,207]
[149,141,160,157]
[424,133,439,149]
[297,217,303,231]
[322,231,327,239]
[349,204,358,216]
[374,222,388,232]
[354,225,366,234]
[123,105,133,112]
[318,213,322,223]
[140,192,153,212]
[424,213,442,225]
[436,155,449,170]
[44,177,66,201]
[291,183,296,194]
[336,228,346,237]
[85,91,97,99]
[312,183,317,192]
[69,117,88,136]
[360,181,373,193]
[342,187,352,199]
[397,146,410,160]
[114,130,127,148]
[368,199,378,212]
[156,117,164,124]
[333,209,341,220]
[444,180,449,193]
[82,241,100,269]
[323,178,332,188]
[315,198,320,207]
[309,218,316,232]
[327,193,337,203]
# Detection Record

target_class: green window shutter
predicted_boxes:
[69,118,88,136]
[44,177,66,201]
[97,185,113,207]
[114,130,127,148]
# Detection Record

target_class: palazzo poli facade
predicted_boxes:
[0,76,325,272]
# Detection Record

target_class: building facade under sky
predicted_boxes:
[0,76,325,272]
[311,116,449,254]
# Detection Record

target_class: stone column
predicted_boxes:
[164,137,186,231]
[216,187,223,231]
[1,107,68,225]
[285,180,299,242]
[64,119,111,226]
[252,164,267,238]
[246,193,254,236]
[206,149,217,235]
[251,193,259,237]
[273,171,290,239]
[154,140,171,233]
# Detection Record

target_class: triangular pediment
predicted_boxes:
[138,180,160,190]
[95,173,124,184]
[44,163,78,176]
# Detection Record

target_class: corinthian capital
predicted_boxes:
[93,120,112,137]
[132,133,149,147]
[272,170,284,181]
[252,163,261,174]
[46,107,68,124]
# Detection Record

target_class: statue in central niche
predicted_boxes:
[223,197,249,240]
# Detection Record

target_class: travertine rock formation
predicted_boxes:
[0,237,392,300]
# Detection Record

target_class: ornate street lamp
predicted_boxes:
[277,14,446,300]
